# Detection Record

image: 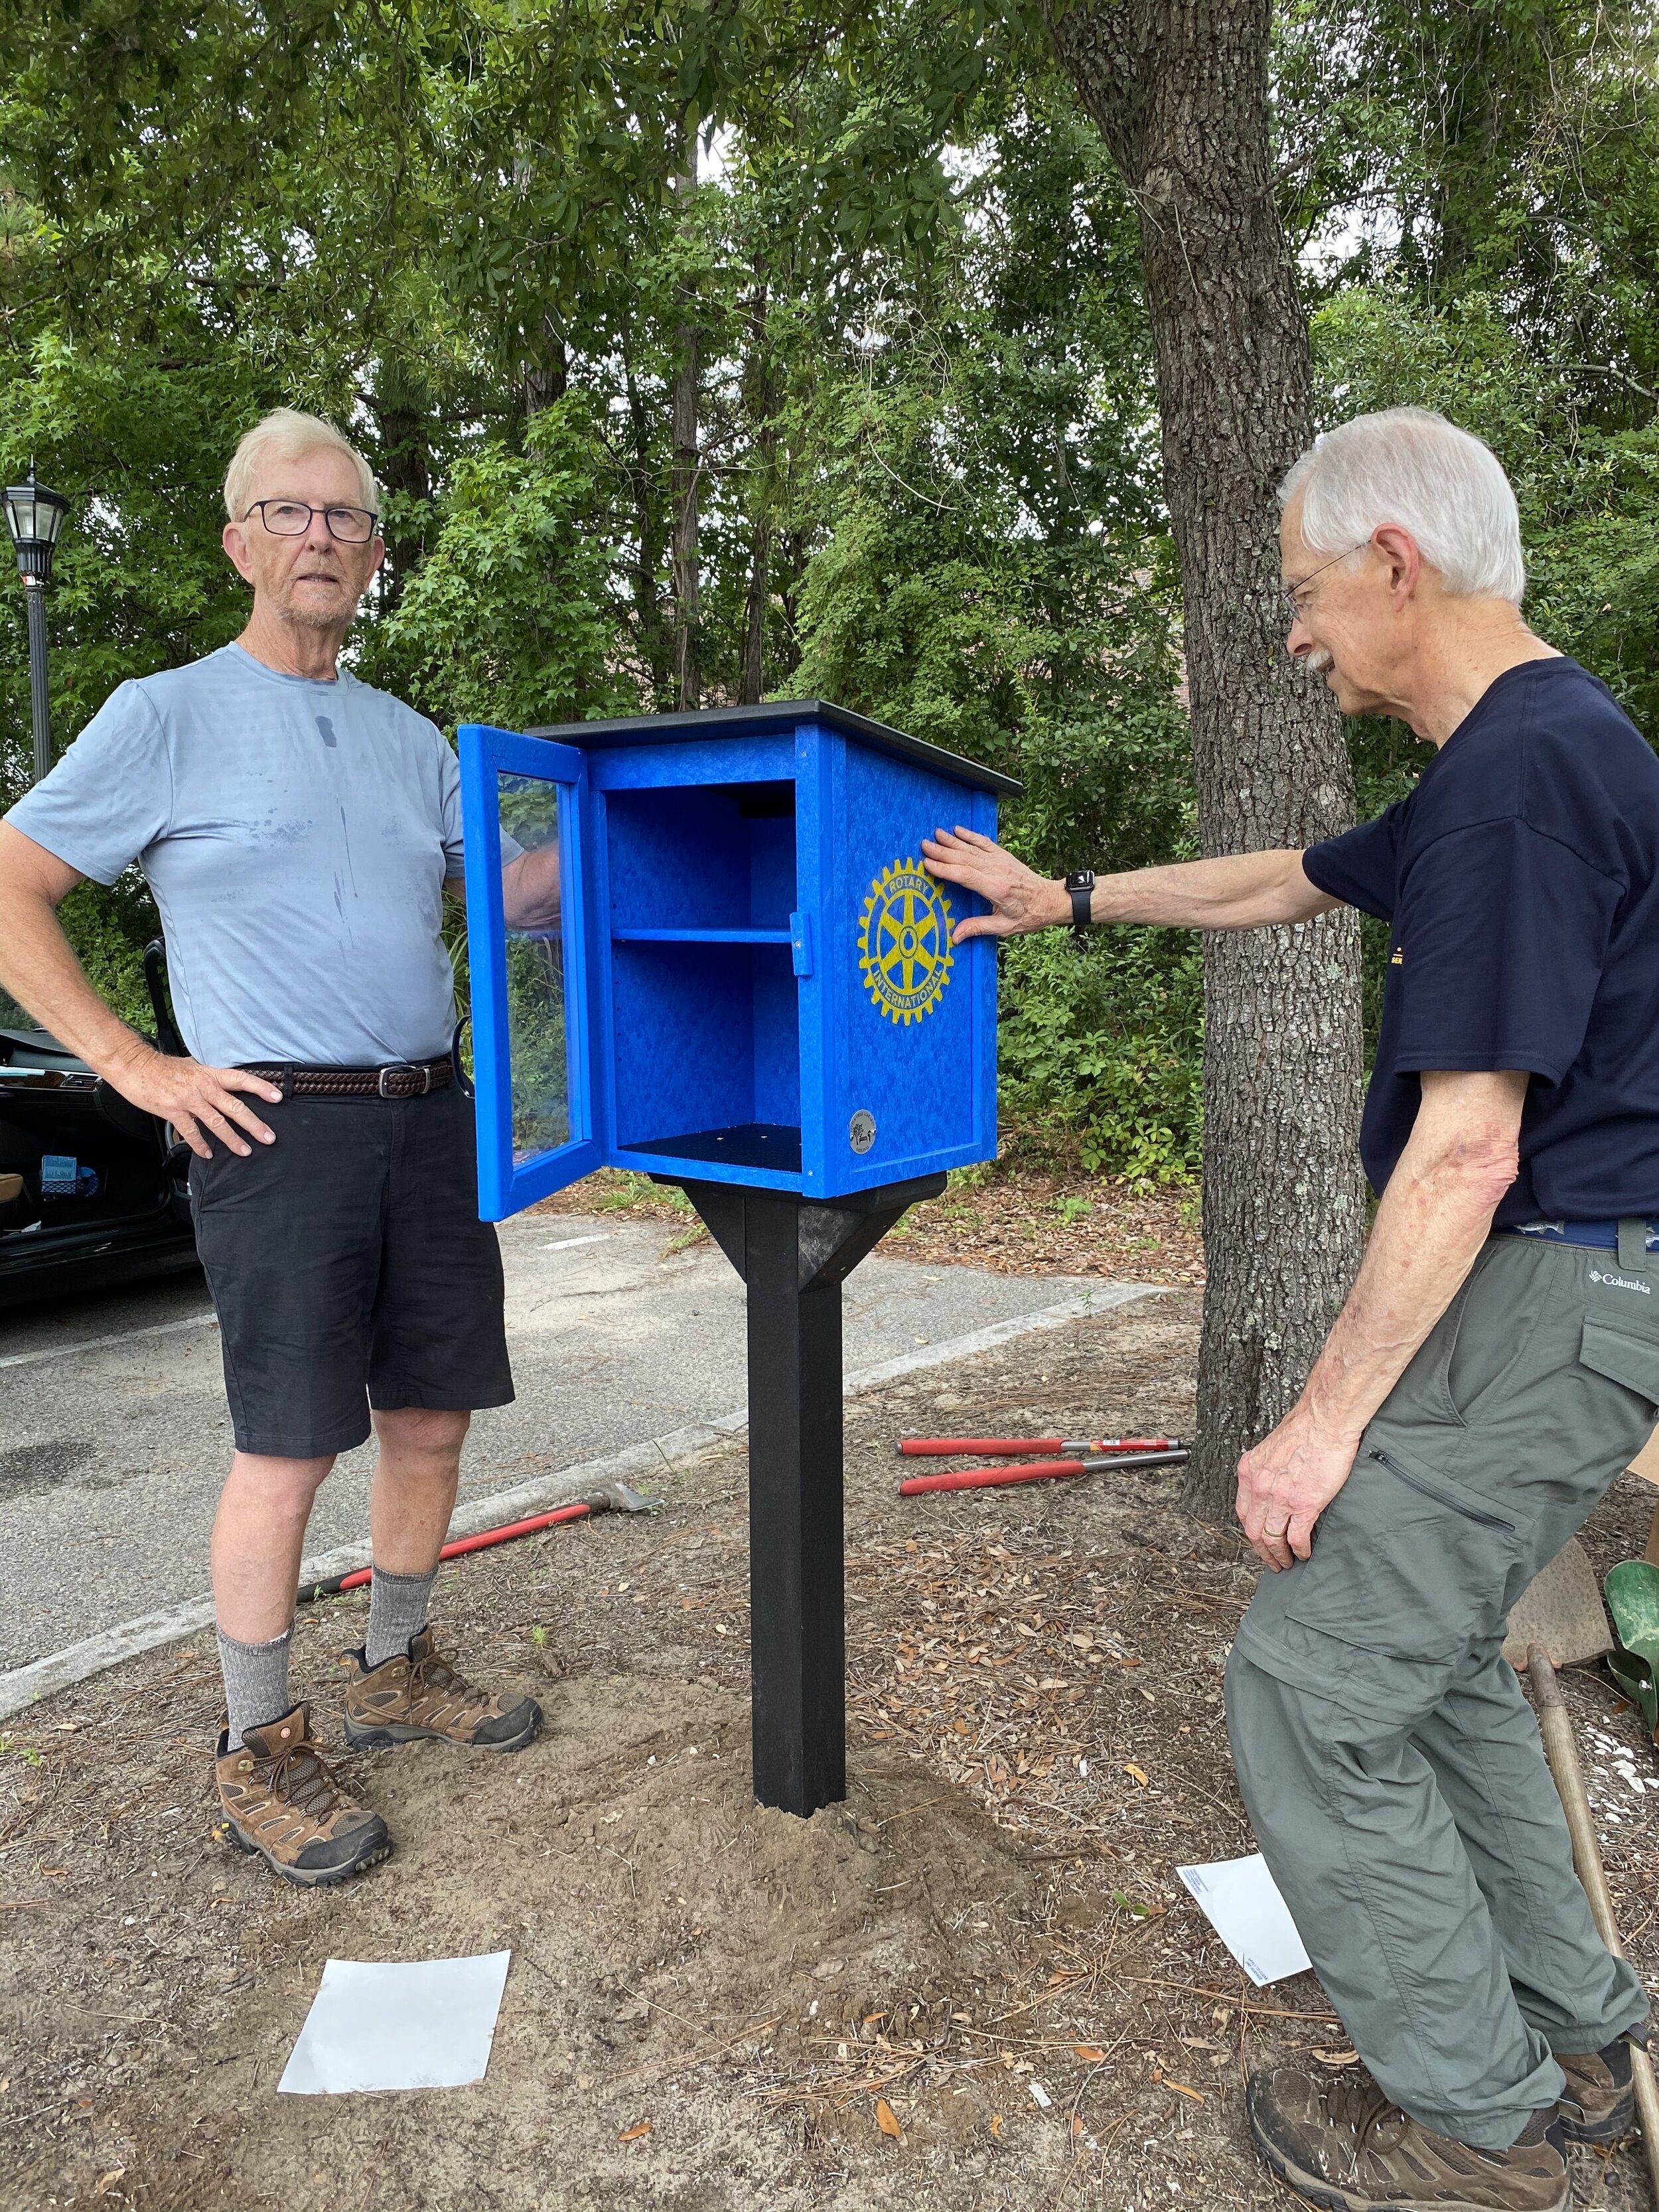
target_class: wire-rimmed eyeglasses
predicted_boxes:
[1278,539,1371,620]
[242,499,380,544]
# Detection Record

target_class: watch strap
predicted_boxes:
[1065,869,1096,938]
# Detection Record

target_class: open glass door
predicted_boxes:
[459,724,600,1219]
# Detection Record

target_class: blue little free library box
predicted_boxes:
[458,700,1020,1219]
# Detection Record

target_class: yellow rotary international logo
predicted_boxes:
[857,858,956,1026]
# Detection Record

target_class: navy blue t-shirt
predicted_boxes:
[1302,656,1659,1225]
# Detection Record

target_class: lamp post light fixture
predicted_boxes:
[3,469,72,787]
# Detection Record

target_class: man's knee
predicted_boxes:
[1224,1644,1287,1780]
[1224,1640,1298,1722]
[1224,1645,1347,1814]
[372,1406,470,1459]
[225,1450,334,1520]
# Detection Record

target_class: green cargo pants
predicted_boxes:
[1227,1228,1658,2150]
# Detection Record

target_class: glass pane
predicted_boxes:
[497,771,570,1160]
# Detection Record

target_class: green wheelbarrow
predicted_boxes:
[1607,1556,1659,1741]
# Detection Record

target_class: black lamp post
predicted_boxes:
[3,470,72,786]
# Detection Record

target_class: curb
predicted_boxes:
[0,1280,1161,1722]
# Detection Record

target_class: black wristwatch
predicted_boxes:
[1065,869,1096,942]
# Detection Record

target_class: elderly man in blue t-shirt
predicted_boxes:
[0,408,558,1887]
[924,406,1654,2212]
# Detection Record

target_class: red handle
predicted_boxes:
[898,1436,1178,1457]
[326,1502,593,1593]
[899,1437,1066,1457]
[899,1459,1086,1495]
[899,1447,1189,1497]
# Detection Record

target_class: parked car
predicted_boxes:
[0,944,199,1307]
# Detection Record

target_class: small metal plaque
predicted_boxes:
[849,1110,877,1154]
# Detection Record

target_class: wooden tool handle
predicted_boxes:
[1636,2062,1659,2211]
[1530,1646,1621,1947]
[1530,1645,1659,2208]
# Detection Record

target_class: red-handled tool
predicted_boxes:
[295,1478,660,1602]
[900,1446,1189,1496]
[897,1435,1184,1457]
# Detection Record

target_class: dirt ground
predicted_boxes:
[4,1290,1658,2211]
[535,1163,1206,1288]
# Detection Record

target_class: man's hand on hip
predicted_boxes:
[108,1046,283,1159]
[1235,1406,1363,1572]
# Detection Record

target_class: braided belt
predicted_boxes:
[239,1057,453,1100]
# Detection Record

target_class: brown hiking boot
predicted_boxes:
[343,1627,541,1752]
[1556,2036,1638,2145]
[215,1704,391,1888]
[1246,2064,1568,2212]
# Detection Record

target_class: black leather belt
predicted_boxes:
[239,1058,453,1100]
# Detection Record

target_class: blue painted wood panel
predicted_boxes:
[794,718,831,1194]
[461,704,1009,1215]
[605,784,796,932]
[590,735,794,791]
[457,724,601,1219]
[822,737,996,1193]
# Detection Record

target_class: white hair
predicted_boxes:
[1279,407,1525,604]
[224,407,380,522]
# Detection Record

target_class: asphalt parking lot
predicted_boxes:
[0,1211,1140,1678]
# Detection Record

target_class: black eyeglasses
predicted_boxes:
[242,500,380,544]
[1278,540,1371,619]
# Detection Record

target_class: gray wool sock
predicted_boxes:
[364,1566,437,1669]
[217,1624,295,1750]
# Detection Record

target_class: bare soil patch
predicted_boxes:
[535,1164,1204,1288]
[3,1291,1653,2209]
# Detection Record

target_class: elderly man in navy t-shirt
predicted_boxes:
[0,409,558,1889]
[924,406,1655,2212]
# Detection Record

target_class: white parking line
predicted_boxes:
[541,1234,612,1252]
[0,1311,218,1371]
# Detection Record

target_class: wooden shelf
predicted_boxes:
[611,927,792,944]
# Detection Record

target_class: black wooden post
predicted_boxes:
[663,1173,945,1816]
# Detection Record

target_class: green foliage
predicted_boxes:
[1283,9,1659,1055]
[56,873,161,1035]
[9,0,1659,1185]
[1309,287,1659,745]
[360,416,632,733]
[788,86,1198,1179]
[0,338,268,811]
[997,926,1203,1184]
[504,935,571,1156]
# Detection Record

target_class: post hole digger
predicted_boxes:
[897,1432,1189,1497]
[1504,1542,1659,2204]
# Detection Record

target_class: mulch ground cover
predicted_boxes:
[534,1163,1206,1288]
[3,1289,1656,2209]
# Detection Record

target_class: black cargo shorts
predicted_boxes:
[188,1084,514,1458]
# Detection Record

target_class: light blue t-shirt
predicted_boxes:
[6,642,475,1067]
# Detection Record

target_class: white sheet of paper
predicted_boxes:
[278,1951,512,2095]
[1177,1854,1312,1988]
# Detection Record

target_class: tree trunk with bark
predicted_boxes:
[774,524,808,682]
[1044,0,1368,1517]
[741,278,778,705]
[522,315,569,421]
[670,110,701,710]
[371,369,433,615]
[620,331,674,699]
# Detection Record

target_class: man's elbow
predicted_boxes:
[1431,1134,1521,1215]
